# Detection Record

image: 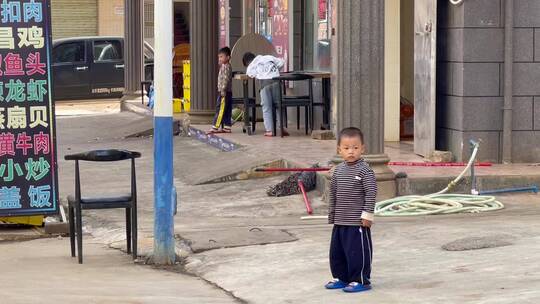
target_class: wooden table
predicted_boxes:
[233,74,250,81]
[233,71,332,135]
[293,71,331,79]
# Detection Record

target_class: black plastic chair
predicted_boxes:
[291,72,329,131]
[272,73,314,137]
[65,149,141,264]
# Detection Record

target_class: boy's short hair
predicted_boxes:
[338,127,364,145]
[219,47,231,57]
[242,52,256,67]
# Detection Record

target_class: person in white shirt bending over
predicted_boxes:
[243,52,289,137]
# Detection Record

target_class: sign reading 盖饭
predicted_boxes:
[0,0,58,216]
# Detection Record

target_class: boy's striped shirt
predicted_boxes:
[328,159,377,226]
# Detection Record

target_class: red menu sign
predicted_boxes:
[219,0,229,48]
[269,0,289,71]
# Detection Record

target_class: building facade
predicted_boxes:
[49,0,126,39]
[437,0,540,163]
[50,0,98,39]
[124,0,540,163]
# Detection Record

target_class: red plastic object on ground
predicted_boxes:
[298,181,313,215]
[388,162,492,167]
[255,167,331,172]
[256,162,493,172]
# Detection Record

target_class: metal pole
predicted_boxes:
[470,140,478,195]
[479,185,538,195]
[502,0,514,163]
[153,0,175,265]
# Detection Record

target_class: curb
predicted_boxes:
[188,127,241,152]
[121,101,153,116]
[397,174,540,196]
[82,214,191,262]
[0,226,54,242]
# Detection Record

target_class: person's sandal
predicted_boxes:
[342,282,371,293]
[264,131,274,137]
[206,128,223,135]
[324,279,347,290]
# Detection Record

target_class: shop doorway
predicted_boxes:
[399,0,415,144]
[172,2,190,99]
[388,0,437,157]
[412,0,437,156]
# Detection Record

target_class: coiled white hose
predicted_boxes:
[375,143,504,217]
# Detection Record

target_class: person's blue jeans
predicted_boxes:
[259,80,281,132]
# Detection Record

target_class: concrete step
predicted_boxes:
[398,174,540,196]
[315,169,540,206]
[119,102,183,138]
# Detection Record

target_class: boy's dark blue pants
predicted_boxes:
[212,92,232,129]
[330,225,372,285]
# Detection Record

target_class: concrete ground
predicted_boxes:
[0,238,237,304]
[3,109,540,303]
[184,193,540,304]
[55,99,121,116]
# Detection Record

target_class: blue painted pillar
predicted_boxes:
[153,0,175,265]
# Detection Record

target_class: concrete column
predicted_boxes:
[334,0,395,198]
[123,0,144,100]
[190,0,219,123]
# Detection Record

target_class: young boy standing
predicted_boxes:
[208,47,233,134]
[325,127,377,293]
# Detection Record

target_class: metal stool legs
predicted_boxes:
[126,208,132,254]
[126,206,138,260]
[69,204,137,264]
[75,204,83,264]
[131,206,138,260]
[68,202,84,264]
[69,205,75,258]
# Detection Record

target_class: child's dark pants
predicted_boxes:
[212,91,232,129]
[329,225,372,285]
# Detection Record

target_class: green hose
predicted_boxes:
[375,143,504,217]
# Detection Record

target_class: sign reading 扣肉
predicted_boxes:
[0,0,58,216]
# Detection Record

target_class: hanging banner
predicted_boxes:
[0,0,59,216]
[219,0,229,48]
[318,0,327,19]
[269,0,289,71]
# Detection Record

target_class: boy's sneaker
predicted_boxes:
[343,282,371,293]
[324,278,347,289]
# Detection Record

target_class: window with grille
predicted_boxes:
[144,3,154,39]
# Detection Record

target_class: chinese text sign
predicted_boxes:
[0,0,58,216]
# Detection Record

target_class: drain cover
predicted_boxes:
[442,235,513,251]
[179,228,297,253]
